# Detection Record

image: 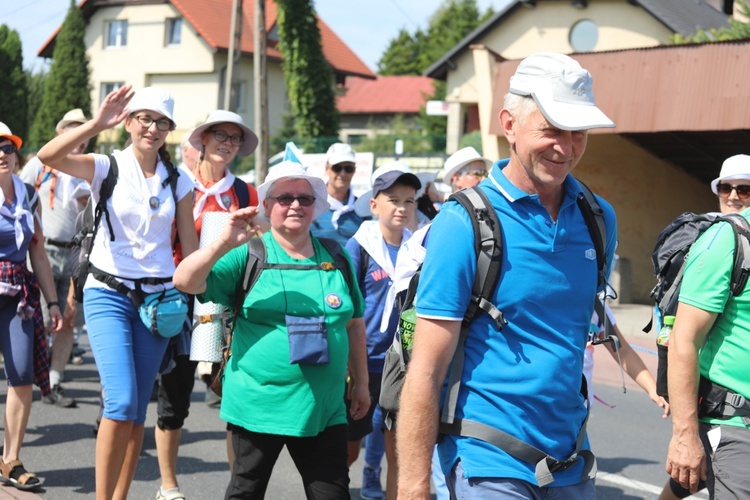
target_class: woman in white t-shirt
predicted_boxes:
[37,85,198,499]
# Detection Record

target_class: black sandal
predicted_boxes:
[0,459,43,491]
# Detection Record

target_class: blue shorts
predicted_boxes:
[447,460,596,500]
[0,296,34,387]
[84,287,169,425]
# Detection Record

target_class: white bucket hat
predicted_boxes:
[257,161,330,220]
[56,108,88,133]
[711,154,750,194]
[126,87,175,125]
[188,110,258,157]
[509,52,614,131]
[442,147,493,186]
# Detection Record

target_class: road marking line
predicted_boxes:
[597,471,709,498]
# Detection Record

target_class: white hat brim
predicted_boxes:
[189,119,258,157]
[257,173,330,221]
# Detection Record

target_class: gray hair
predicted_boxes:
[502,93,538,126]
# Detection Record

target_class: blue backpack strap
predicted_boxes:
[232,177,251,208]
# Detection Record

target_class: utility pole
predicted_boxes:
[254,0,269,183]
[224,0,243,110]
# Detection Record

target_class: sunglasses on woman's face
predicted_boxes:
[717,183,750,200]
[0,144,18,155]
[331,164,356,174]
[269,194,316,207]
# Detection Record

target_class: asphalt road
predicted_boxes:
[0,304,710,499]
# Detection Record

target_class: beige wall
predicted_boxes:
[575,135,717,303]
[85,4,290,144]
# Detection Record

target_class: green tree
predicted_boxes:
[671,0,750,43]
[377,0,494,76]
[0,26,28,140]
[377,28,425,76]
[276,0,339,138]
[29,0,91,149]
[25,70,47,139]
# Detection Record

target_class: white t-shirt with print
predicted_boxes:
[85,146,193,292]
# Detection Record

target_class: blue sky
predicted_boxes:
[4,0,504,73]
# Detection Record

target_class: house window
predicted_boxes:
[569,19,598,52]
[166,18,182,45]
[105,20,128,48]
[101,82,125,103]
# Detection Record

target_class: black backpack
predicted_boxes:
[380,182,609,487]
[647,211,750,398]
[71,155,180,303]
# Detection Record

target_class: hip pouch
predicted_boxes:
[139,288,189,339]
[285,314,329,365]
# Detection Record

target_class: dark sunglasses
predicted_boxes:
[717,183,750,200]
[208,130,244,147]
[0,144,18,155]
[331,164,356,174]
[269,194,316,207]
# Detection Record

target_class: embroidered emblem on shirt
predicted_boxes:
[326,293,342,309]
[220,193,232,209]
[585,248,596,260]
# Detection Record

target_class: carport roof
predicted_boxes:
[488,40,750,183]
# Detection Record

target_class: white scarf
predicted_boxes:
[353,220,412,333]
[327,189,356,229]
[0,175,35,250]
[192,168,236,221]
[393,224,430,296]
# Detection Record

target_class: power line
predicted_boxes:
[385,0,419,28]
[4,0,47,19]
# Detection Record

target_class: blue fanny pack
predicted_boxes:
[138,288,189,338]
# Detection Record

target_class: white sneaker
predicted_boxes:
[156,487,186,500]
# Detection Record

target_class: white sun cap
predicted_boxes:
[509,52,614,131]
[257,161,330,220]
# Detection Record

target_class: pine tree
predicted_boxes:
[0,26,29,141]
[276,0,339,140]
[29,0,91,149]
[377,29,425,76]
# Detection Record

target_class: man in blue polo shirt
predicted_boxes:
[397,52,618,499]
[311,143,365,246]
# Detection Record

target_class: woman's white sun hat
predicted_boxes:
[257,161,330,220]
[0,122,23,150]
[442,147,493,186]
[711,154,750,195]
[126,87,176,125]
[188,110,259,157]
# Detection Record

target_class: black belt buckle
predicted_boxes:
[45,239,72,248]
[548,453,579,473]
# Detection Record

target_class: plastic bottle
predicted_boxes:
[399,307,417,351]
[656,315,675,398]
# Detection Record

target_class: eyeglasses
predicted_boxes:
[331,164,356,174]
[208,130,244,147]
[717,183,750,200]
[0,144,18,155]
[458,168,488,179]
[269,194,316,207]
[132,114,173,132]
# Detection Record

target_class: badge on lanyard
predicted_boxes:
[325,293,342,309]
[149,196,160,210]
[220,193,232,209]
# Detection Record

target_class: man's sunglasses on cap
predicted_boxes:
[717,183,750,200]
[331,164,356,174]
[269,194,316,207]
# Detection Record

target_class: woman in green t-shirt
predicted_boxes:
[174,161,370,499]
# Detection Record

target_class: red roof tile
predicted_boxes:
[39,0,375,79]
[337,76,437,114]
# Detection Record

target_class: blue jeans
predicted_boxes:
[85,287,169,424]
[0,296,33,386]
[447,460,595,499]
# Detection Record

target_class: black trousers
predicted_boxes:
[157,354,198,430]
[225,423,350,500]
